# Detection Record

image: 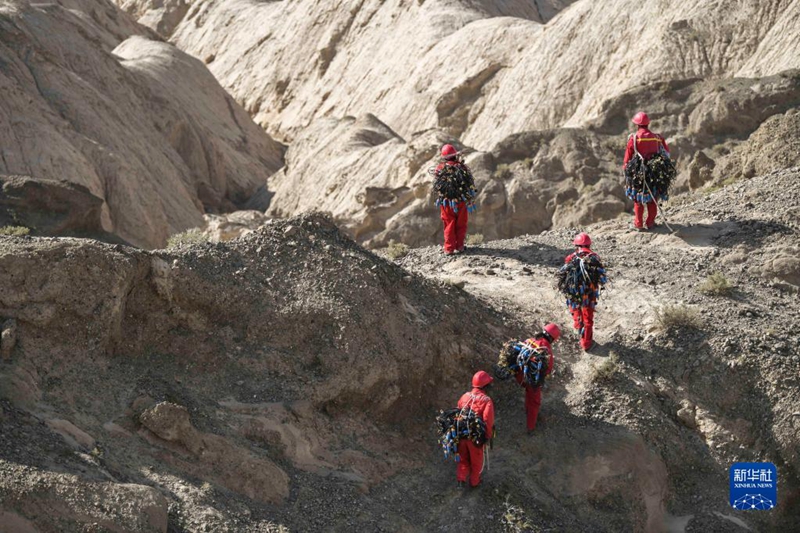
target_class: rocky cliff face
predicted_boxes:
[127,0,800,146]
[115,0,800,248]
[0,0,284,248]
[264,68,800,249]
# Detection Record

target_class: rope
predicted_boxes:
[627,133,675,231]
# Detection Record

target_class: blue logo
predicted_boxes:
[730,462,777,510]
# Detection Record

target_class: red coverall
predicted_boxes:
[623,127,671,229]
[565,246,599,350]
[514,338,554,432]
[455,388,495,487]
[436,161,470,253]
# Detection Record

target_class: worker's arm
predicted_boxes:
[623,135,634,168]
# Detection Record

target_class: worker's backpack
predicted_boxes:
[430,162,478,211]
[494,340,550,388]
[624,140,675,203]
[435,407,487,460]
[556,251,607,309]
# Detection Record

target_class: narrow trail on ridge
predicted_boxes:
[394,170,800,532]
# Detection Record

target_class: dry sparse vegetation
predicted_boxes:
[0,226,31,236]
[502,498,540,532]
[591,352,620,383]
[466,233,484,246]
[699,272,733,295]
[385,240,410,259]
[166,229,210,249]
[655,304,703,330]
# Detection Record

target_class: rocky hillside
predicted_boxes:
[395,166,800,532]
[126,0,800,144]
[1,167,798,531]
[0,0,284,248]
[114,0,800,248]
[0,213,511,531]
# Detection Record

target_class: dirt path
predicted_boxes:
[395,191,800,532]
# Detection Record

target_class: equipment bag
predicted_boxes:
[435,407,487,461]
[494,340,550,388]
[430,162,478,212]
[624,137,676,203]
[556,251,607,310]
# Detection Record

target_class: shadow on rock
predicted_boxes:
[668,218,794,249]
[465,241,567,268]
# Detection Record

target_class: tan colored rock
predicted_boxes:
[713,108,800,183]
[200,210,271,242]
[140,402,290,504]
[268,115,627,246]
[130,0,800,150]
[1,318,17,360]
[676,400,698,430]
[45,419,97,449]
[105,0,800,246]
[0,467,169,533]
[266,115,436,243]
[118,0,189,36]
[140,402,194,443]
[0,2,283,248]
[760,249,800,287]
[685,152,716,191]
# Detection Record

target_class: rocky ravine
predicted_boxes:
[0,0,284,248]
[0,168,798,531]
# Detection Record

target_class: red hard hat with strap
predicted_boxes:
[632,112,650,126]
[573,232,592,247]
[543,323,561,342]
[441,144,458,159]
[472,370,493,388]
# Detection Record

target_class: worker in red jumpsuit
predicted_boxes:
[456,370,495,488]
[623,112,671,230]
[435,144,470,255]
[514,323,560,433]
[564,233,600,352]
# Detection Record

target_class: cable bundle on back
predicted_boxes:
[435,407,487,461]
[624,148,676,203]
[556,252,607,310]
[429,162,478,213]
[494,340,550,387]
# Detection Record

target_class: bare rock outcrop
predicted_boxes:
[107,0,800,247]
[0,462,169,533]
[118,0,189,36]
[199,210,271,242]
[124,0,800,149]
[267,115,627,247]
[266,115,444,245]
[140,401,290,505]
[152,1,562,142]
[0,175,109,239]
[0,1,284,248]
[711,108,800,184]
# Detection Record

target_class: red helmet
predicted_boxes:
[543,323,561,342]
[632,112,650,126]
[573,232,592,247]
[472,370,493,388]
[441,144,458,160]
